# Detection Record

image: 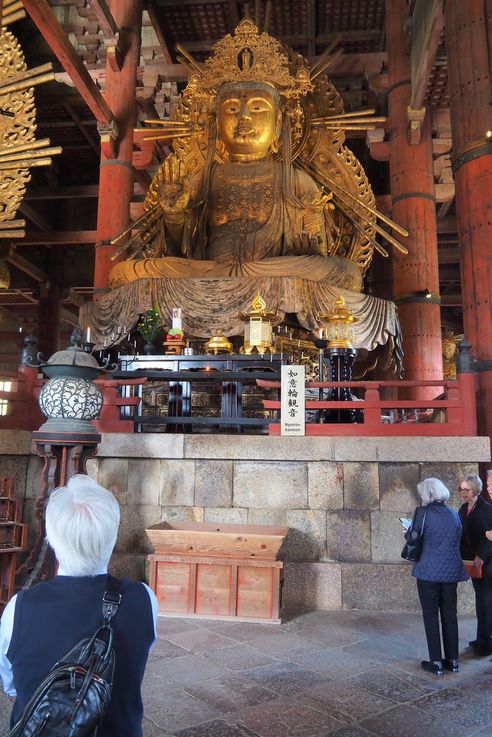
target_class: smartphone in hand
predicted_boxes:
[399,517,412,530]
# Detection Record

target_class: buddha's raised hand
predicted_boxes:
[157,155,190,221]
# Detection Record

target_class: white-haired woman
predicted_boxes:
[0,474,158,737]
[458,474,492,655]
[407,477,468,676]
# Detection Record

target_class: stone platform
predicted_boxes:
[2,431,490,613]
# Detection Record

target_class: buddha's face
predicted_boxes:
[217,84,281,162]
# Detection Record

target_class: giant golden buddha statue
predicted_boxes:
[86,20,407,348]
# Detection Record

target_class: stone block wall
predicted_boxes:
[2,431,490,613]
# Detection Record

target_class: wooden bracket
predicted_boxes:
[407,106,426,145]
[98,119,120,159]
[106,29,131,72]
[132,128,156,170]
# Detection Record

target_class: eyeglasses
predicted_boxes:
[459,487,472,492]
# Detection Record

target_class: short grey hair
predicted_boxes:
[464,474,483,496]
[417,477,450,506]
[46,474,120,576]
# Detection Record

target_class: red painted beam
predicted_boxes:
[22,0,114,126]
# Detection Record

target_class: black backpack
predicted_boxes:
[10,578,122,737]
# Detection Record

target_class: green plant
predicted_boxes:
[137,306,162,341]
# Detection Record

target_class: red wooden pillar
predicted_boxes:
[94,0,143,292]
[386,0,443,394]
[445,0,492,441]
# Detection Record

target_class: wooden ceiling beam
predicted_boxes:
[25,185,99,200]
[0,245,48,283]
[21,0,115,126]
[410,0,445,110]
[440,294,462,307]
[89,0,118,38]
[18,231,97,246]
[60,307,79,326]
[181,30,381,54]
[63,102,100,157]
[306,0,316,58]
[146,2,173,64]
[438,246,460,264]
[226,0,240,32]
[19,202,50,232]
[437,216,457,234]
[136,52,386,85]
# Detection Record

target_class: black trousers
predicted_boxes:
[472,577,492,646]
[417,579,459,661]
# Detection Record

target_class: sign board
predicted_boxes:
[281,365,305,436]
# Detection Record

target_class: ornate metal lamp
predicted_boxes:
[239,294,278,355]
[319,296,358,349]
[37,330,107,434]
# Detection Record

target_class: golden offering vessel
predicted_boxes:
[319,297,358,350]
[204,330,233,355]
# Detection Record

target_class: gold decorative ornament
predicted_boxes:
[239,293,278,355]
[319,297,358,350]
[204,330,233,355]
[0,26,61,240]
[442,328,464,380]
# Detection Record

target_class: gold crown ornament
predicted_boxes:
[199,19,313,103]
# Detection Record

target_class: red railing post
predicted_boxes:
[456,372,478,435]
[363,384,381,432]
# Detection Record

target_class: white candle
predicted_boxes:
[318,328,323,339]
[86,327,91,343]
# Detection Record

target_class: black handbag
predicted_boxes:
[10,578,122,737]
[401,508,427,562]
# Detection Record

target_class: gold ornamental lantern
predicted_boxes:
[319,296,358,349]
[239,293,277,355]
[204,330,233,355]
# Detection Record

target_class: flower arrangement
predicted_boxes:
[137,305,163,341]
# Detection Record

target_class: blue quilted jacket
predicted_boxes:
[410,501,469,582]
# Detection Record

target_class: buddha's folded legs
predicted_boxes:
[109,255,363,292]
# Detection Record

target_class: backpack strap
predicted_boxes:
[102,575,122,626]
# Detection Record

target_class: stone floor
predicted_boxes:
[2,609,492,737]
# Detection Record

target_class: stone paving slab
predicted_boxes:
[3,610,492,737]
[295,680,396,725]
[240,660,332,696]
[201,643,278,671]
[184,674,278,713]
[232,698,343,737]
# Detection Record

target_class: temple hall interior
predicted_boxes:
[0,1,492,736]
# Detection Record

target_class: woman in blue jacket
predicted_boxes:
[406,477,468,676]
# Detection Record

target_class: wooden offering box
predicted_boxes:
[146,521,287,623]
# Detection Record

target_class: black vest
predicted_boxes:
[8,574,154,737]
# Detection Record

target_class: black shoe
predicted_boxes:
[443,659,459,672]
[421,660,444,676]
[473,644,492,656]
[468,639,478,648]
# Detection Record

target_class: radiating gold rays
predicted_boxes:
[1,0,26,27]
[0,32,62,240]
[312,109,387,132]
